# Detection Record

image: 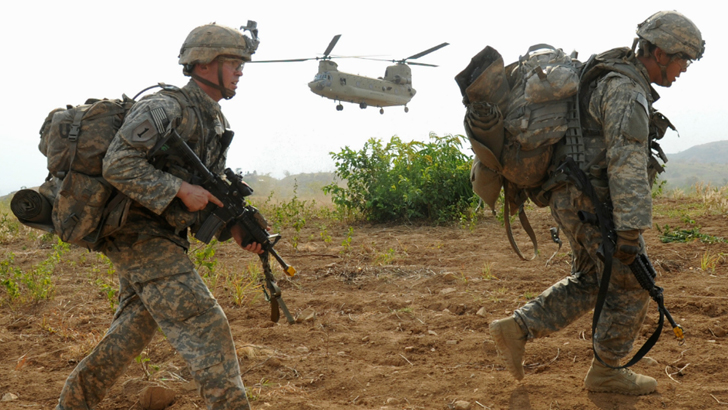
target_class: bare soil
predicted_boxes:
[1,196,727,410]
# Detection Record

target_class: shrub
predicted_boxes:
[324,133,477,223]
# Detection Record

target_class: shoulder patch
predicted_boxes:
[635,92,649,115]
[131,119,158,143]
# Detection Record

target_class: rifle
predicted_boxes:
[150,129,296,324]
[557,157,683,369]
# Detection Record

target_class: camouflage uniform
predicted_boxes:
[56,79,250,410]
[512,50,656,363]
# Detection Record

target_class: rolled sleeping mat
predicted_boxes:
[466,101,505,159]
[11,189,53,224]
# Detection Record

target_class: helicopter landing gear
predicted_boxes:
[359,102,367,109]
[379,108,384,115]
[336,104,344,111]
[404,106,409,113]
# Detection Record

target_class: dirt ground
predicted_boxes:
[1,195,727,410]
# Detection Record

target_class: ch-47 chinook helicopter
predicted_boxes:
[251,35,448,114]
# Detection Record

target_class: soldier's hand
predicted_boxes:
[614,229,641,265]
[176,181,224,212]
[231,224,266,254]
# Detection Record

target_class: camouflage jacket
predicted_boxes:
[102,79,231,248]
[579,48,659,232]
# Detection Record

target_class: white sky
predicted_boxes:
[1,0,725,196]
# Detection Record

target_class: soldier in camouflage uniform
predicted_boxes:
[56,23,261,410]
[490,11,705,395]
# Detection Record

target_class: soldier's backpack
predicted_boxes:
[16,84,192,248]
[35,95,136,247]
[455,44,583,259]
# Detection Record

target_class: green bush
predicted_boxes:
[324,133,477,223]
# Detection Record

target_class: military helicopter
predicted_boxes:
[251,35,448,114]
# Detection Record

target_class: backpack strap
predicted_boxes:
[62,109,86,178]
[503,182,539,260]
[159,83,205,146]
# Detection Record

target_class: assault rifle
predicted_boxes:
[150,130,296,324]
[557,157,683,369]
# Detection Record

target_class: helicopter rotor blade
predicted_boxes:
[249,57,317,63]
[405,42,450,61]
[406,61,439,67]
[323,34,342,58]
[351,57,396,63]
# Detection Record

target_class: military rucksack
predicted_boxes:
[14,84,192,248]
[456,44,584,259]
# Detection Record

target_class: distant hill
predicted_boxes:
[668,140,728,164]
[663,140,728,190]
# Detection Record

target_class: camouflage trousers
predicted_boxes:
[513,185,651,363]
[56,235,250,410]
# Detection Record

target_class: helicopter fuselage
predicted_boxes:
[307,60,416,108]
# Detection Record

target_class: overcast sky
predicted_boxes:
[0,0,725,196]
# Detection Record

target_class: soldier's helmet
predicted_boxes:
[637,10,705,60]
[179,23,258,72]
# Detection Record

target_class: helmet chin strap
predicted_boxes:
[651,50,671,87]
[657,62,670,86]
[190,58,236,99]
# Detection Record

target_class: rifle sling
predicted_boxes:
[561,158,663,369]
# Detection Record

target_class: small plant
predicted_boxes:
[135,351,160,380]
[227,261,261,306]
[340,227,354,254]
[318,224,332,244]
[1,253,22,302]
[657,224,726,244]
[523,291,537,300]
[458,197,482,232]
[652,176,667,198]
[89,253,118,311]
[0,212,22,245]
[481,262,497,281]
[374,248,398,265]
[193,239,219,274]
[700,250,725,273]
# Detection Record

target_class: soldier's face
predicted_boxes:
[656,50,690,87]
[219,57,245,93]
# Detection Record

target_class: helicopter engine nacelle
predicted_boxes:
[317,60,339,74]
[384,64,412,85]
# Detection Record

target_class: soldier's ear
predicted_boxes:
[653,47,669,63]
[194,62,215,76]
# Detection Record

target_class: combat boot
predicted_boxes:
[489,317,527,380]
[584,358,657,395]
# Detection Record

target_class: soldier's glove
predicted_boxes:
[613,229,641,265]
